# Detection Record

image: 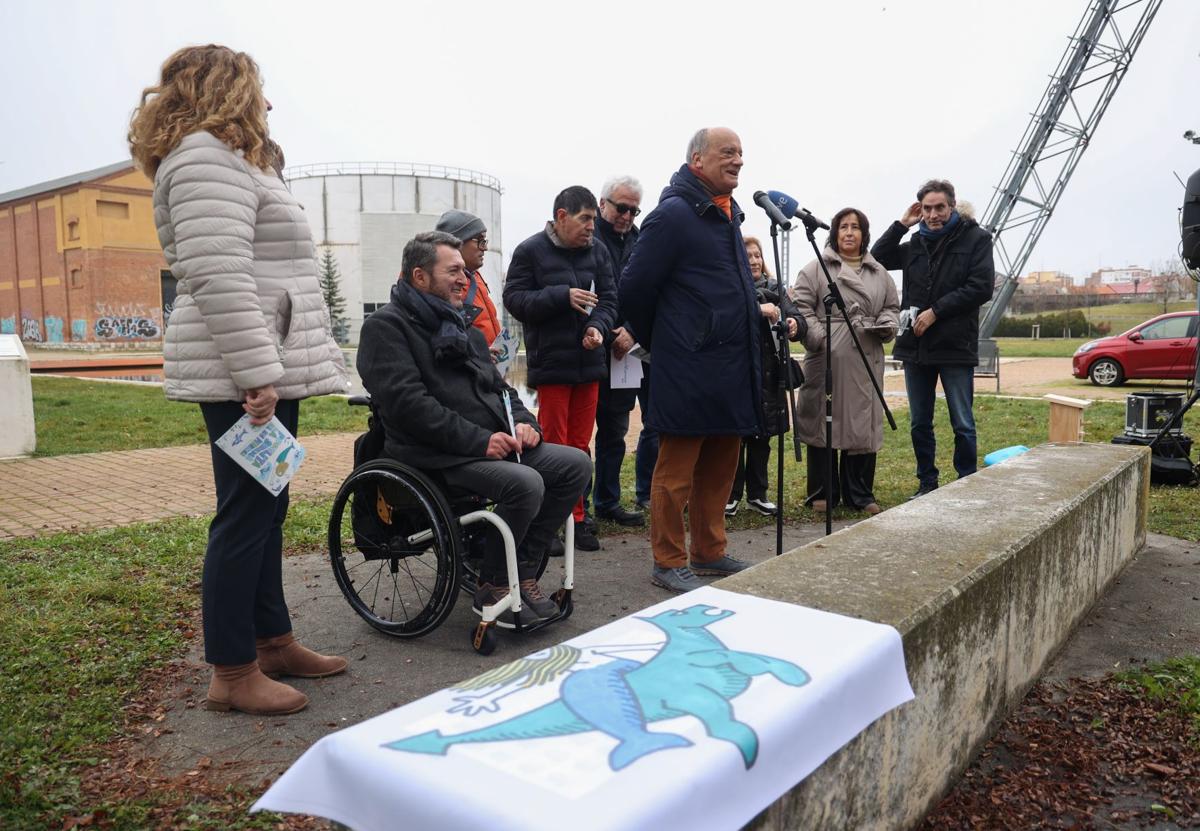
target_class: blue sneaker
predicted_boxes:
[690,555,751,576]
[651,566,700,593]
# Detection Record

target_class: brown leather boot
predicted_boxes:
[256,632,348,679]
[204,662,308,715]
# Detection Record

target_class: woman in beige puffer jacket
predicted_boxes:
[130,44,348,717]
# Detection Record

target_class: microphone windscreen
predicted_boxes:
[767,190,799,219]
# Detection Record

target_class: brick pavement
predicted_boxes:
[0,433,359,540]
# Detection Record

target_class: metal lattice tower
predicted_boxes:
[978,0,1162,339]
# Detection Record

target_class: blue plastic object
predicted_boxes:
[984,445,1030,466]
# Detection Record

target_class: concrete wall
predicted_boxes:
[717,442,1149,831]
[0,335,35,457]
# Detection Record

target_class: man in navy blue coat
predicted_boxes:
[619,127,764,593]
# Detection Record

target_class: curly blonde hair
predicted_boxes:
[128,44,272,177]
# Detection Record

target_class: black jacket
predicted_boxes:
[619,165,764,436]
[356,281,538,470]
[502,224,617,387]
[871,217,994,366]
[754,277,805,436]
[595,214,639,343]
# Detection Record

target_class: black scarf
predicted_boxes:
[401,282,471,365]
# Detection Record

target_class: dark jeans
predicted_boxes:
[903,363,977,487]
[729,435,771,503]
[805,447,877,510]
[440,442,591,585]
[587,383,638,514]
[200,399,299,666]
[634,369,659,505]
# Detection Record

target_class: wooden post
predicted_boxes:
[1045,394,1091,443]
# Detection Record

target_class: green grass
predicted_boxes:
[1117,656,1200,740]
[0,507,328,829]
[32,377,365,457]
[3,393,1198,826]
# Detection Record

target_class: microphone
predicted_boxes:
[767,190,830,231]
[752,191,791,229]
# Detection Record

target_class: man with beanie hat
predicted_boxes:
[436,209,502,347]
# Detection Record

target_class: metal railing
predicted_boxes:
[282,161,502,192]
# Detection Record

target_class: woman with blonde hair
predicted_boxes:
[130,44,349,716]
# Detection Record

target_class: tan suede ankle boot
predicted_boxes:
[204,662,308,715]
[256,632,348,679]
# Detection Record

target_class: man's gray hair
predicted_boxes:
[401,230,461,283]
[601,175,643,201]
[916,179,957,207]
[686,128,709,163]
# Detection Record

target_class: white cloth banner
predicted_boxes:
[253,586,914,831]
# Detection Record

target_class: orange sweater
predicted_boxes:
[467,271,501,344]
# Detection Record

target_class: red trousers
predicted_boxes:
[536,382,599,521]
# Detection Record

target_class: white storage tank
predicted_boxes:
[285,162,503,345]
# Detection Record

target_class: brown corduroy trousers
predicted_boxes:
[649,433,742,569]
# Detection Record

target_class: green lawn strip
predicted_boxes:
[31,377,363,457]
[0,503,328,829]
[1117,656,1200,740]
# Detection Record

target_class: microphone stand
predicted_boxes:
[767,223,804,557]
[797,214,897,537]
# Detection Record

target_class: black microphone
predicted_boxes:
[752,191,792,230]
[767,190,830,231]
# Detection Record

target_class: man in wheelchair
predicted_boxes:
[357,231,591,625]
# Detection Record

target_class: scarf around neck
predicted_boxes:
[918,210,961,239]
[406,283,470,365]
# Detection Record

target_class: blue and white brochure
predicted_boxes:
[214,414,306,496]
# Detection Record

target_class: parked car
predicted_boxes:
[1072,310,1198,387]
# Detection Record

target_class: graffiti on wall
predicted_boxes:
[71,319,87,342]
[0,317,13,335]
[21,317,42,342]
[44,316,64,344]
[93,302,161,340]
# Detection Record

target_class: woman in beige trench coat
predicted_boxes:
[792,208,900,514]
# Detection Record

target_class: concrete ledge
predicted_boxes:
[720,442,1149,830]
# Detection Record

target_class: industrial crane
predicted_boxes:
[976,0,1163,367]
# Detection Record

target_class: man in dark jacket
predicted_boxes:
[619,127,762,593]
[503,186,617,551]
[585,174,655,528]
[871,179,995,498]
[357,231,591,624]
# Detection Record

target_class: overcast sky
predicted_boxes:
[2,0,1198,281]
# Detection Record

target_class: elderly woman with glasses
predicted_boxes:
[792,208,899,516]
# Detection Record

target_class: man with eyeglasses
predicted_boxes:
[619,127,762,593]
[583,175,657,529]
[871,179,994,499]
[435,209,502,350]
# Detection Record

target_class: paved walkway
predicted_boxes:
[0,433,358,539]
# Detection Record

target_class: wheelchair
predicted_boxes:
[327,396,575,654]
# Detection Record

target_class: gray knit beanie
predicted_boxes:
[435,209,487,243]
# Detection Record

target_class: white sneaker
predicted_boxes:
[747,498,777,516]
[724,501,738,517]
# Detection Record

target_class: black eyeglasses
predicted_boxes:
[470,235,488,250]
[606,198,642,217]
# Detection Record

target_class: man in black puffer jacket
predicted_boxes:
[503,186,617,550]
[871,179,994,498]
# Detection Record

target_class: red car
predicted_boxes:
[1072,310,1198,387]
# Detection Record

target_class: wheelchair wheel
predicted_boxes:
[328,460,461,638]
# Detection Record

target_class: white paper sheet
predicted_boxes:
[609,351,644,389]
[253,586,914,831]
[213,414,305,496]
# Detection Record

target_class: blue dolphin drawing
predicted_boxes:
[385,604,810,770]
